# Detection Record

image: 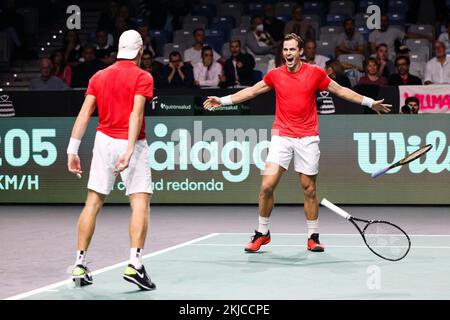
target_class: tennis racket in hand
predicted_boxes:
[371,144,432,178]
[321,198,411,261]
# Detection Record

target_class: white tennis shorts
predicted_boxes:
[88,131,153,196]
[266,135,320,175]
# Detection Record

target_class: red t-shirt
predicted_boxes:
[263,63,331,137]
[86,60,153,139]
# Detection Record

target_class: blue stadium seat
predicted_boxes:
[218,2,244,25]
[275,1,297,16]
[388,0,409,10]
[316,40,335,58]
[303,1,325,15]
[253,70,263,82]
[276,15,291,23]
[326,14,348,26]
[163,43,187,59]
[205,29,225,53]
[356,26,370,41]
[150,30,172,53]
[248,3,264,16]
[387,13,405,25]
[357,0,383,12]
[304,14,322,27]
[191,4,216,25]
[211,17,235,42]
[329,1,355,16]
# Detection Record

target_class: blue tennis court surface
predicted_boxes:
[8,233,450,300]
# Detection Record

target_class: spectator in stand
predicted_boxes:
[97,0,120,34]
[71,45,106,88]
[63,30,83,67]
[246,15,278,57]
[137,23,158,58]
[335,18,365,57]
[369,15,434,60]
[263,4,285,42]
[183,28,222,66]
[388,56,423,85]
[193,46,222,88]
[284,5,315,41]
[437,21,450,54]
[401,96,420,114]
[220,40,255,87]
[94,30,116,66]
[373,43,395,78]
[424,40,450,85]
[325,59,352,87]
[141,50,163,78]
[51,49,72,87]
[158,51,194,88]
[357,58,388,86]
[368,15,404,60]
[29,58,69,91]
[303,39,330,70]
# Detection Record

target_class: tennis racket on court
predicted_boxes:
[371,144,432,178]
[321,198,411,261]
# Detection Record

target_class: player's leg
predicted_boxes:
[72,190,105,286]
[293,136,324,252]
[73,132,115,286]
[77,190,106,250]
[129,192,150,252]
[245,135,292,252]
[245,163,285,252]
[120,139,156,290]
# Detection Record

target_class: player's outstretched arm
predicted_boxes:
[67,95,96,177]
[203,80,271,111]
[326,79,392,114]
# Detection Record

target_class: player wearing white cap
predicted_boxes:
[67,30,155,291]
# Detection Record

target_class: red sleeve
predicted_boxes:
[135,72,154,100]
[85,73,97,96]
[316,67,331,91]
[263,69,275,88]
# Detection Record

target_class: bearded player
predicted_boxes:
[203,33,391,253]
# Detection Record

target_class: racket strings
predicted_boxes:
[363,222,410,261]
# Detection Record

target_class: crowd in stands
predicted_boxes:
[22,0,450,93]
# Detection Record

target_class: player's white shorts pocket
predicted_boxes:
[88,131,153,196]
[293,136,320,175]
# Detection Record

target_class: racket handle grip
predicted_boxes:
[321,198,351,219]
[371,167,389,178]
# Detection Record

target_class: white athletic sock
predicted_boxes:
[306,219,319,238]
[130,248,143,269]
[257,216,270,235]
[75,250,87,266]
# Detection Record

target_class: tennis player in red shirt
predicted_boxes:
[204,33,391,253]
[67,30,155,290]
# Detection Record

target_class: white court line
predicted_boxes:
[5,232,450,300]
[4,233,219,301]
[191,244,450,249]
[216,233,450,237]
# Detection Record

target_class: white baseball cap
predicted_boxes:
[117,30,143,59]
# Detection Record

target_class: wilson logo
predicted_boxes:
[353,131,450,175]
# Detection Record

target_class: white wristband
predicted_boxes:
[67,138,81,155]
[220,95,233,106]
[361,96,374,109]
